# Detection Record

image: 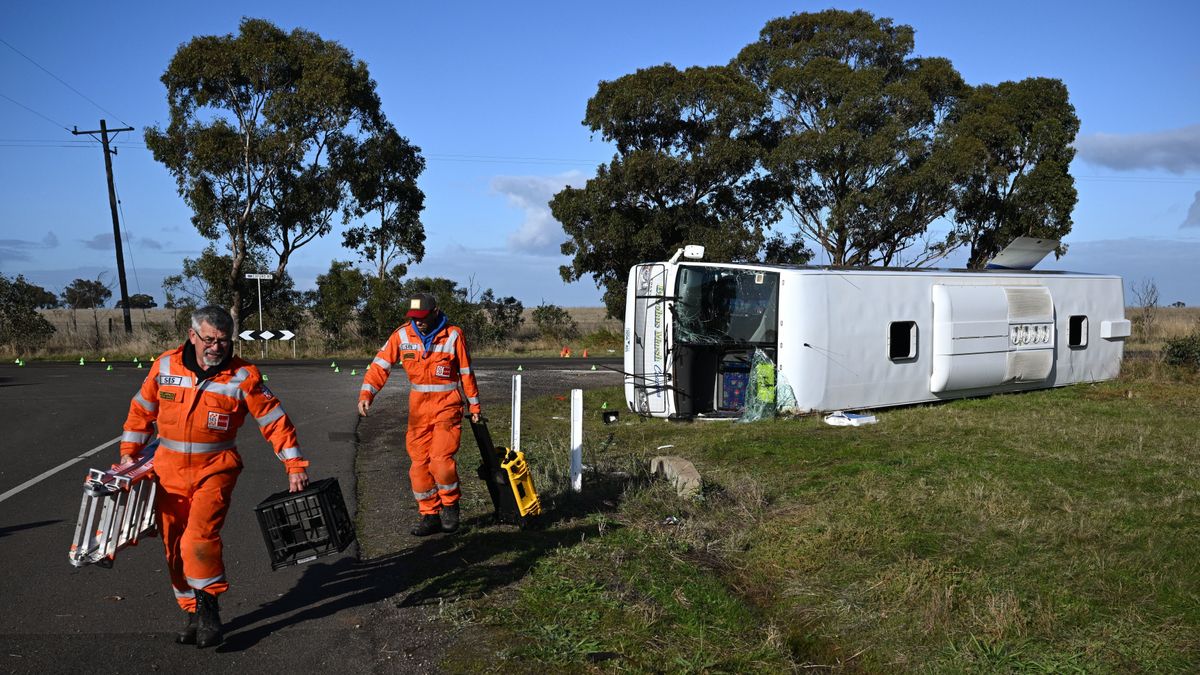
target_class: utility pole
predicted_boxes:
[73,119,135,334]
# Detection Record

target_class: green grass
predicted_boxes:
[439,360,1200,672]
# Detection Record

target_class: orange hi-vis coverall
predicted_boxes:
[359,319,481,515]
[120,345,308,612]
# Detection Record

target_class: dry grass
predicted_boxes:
[4,306,617,360]
[1126,306,1200,351]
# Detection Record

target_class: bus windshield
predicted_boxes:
[674,266,778,345]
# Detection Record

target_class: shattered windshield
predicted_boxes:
[674,266,778,345]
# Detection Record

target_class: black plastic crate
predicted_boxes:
[255,477,356,570]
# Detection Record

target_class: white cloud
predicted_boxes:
[1182,191,1200,228]
[492,171,588,255]
[1075,124,1200,173]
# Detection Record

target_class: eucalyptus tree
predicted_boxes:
[552,63,784,316]
[145,18,386,329]
[950,78,1079,268]
[340,126,427,280]
[734,9,968,267]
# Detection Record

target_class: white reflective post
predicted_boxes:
[511,374,522,452]
[570,388,583,492]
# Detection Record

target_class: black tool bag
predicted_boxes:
[470,418,538,528]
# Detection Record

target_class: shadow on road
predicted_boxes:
[0,519,62,538]
[217,466,641,653]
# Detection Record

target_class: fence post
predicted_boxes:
[511,374,522,452]
[570,388,583,492]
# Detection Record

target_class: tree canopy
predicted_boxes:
[306,260,367,348]
[949,78,1079,268]
[61,278,112,309]
[0,274,55,349]
[163,246,303,330]
[145,18,403,330]
[552,63,793,316]
[734,9,968,267]
[555,9,1079,308]
[340,125,427,279]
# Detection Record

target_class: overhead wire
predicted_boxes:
[0,36,133,128]
[113,182,143,297]
[0,93,75,133]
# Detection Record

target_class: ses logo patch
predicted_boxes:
[435,364,452,379]
[158,375,186,387]
[258,384,275,400]
[207,411,231,431]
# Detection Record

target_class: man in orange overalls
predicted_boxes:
[358,292,481,536]
[119,305,309,648]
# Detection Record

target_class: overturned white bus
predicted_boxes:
[623,243,1130,418]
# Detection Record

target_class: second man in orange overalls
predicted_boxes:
[357,292,482,535]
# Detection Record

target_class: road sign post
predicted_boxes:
[245,273,273,359]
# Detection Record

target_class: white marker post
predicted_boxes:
[245,273,273,359]
[570,388,583,493]
[511,373,522,452]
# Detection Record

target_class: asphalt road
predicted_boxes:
[0,357,622,673]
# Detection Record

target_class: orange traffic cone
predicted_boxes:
[582,348,589,358]
[560,345,571,358]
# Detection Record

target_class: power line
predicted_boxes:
[113,182,143,297]
[0,93,74,133]
[0,36,132,128]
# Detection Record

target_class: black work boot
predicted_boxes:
[194,589,223,649]
[175,611,197,645]
[410,513,442,536]
[441,504,460,533]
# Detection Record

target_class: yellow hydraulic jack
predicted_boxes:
[470,419,540,527]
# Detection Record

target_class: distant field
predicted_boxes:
[11,306,618,359]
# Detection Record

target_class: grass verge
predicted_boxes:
[439,360,1200,672]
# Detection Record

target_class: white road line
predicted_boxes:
[0,436,121,505]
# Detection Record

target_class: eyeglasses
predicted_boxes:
[193,332,231,347]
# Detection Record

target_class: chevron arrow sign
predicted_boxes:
[238,330,296,341]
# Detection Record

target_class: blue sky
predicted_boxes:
[2,0,1198,307]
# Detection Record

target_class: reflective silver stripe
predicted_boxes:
[436,482,459,492]
[158,438,236,454]
[122,430,151,444]
[277,447,303,461]
[372,357,392,372]
[133,392,158,412]
[187,574,225,590]
[431,343,455,354]
[413,487,437,500]
[255,406,285,428]
[459,367,472,375]
[412,382,458,393]
[466,396,480,405]
[173,587,195,599]
[159,358,171,378]
[201,381,243,399]
[361,383,378,394]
